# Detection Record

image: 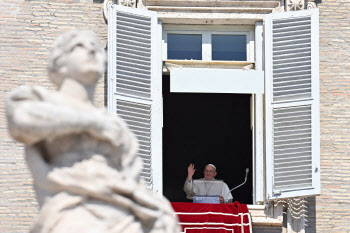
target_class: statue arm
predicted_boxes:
[6,86,124,146]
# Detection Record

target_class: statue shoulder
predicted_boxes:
[7,85,50,103]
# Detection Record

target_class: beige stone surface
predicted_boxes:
[6,30,179,233]
[1,1,350,233]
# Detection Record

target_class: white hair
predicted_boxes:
[206,164,216,171]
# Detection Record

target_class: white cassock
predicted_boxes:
[184,179,233,203]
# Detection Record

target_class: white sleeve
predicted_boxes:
[184,179,194,200]
[223,183,233,203]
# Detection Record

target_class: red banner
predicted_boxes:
[171,202,251,233]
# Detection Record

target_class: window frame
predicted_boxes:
[161,24,265,205]
[162,25,255,62]
[107,4,320,208]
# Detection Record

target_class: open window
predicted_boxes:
[161,25,262,205]
[107,5,320,204]
[162,76,254,203]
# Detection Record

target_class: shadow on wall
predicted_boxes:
[305,197,316,233]
[281,197,316,233]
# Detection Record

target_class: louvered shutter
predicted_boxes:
[265,9,320,199]
[108,5,162,192]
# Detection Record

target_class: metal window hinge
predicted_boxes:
[273,190,281,195]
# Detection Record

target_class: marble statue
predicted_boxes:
[6,30,179,233]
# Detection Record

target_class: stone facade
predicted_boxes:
[0,1,107,232]
[0,0,349,232]
[313,1,350,231]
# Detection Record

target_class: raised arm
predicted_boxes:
[184,164,197,199]
[187,163,196,181]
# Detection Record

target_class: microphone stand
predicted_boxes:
[225,168,249,202]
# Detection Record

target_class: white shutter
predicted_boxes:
[265,9,320,199]
[108,4,162,192]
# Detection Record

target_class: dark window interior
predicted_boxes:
[162,75,253,204]
[167,34,202,60]
[212,34,247,61]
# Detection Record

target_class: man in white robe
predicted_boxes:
[184,164,233,203]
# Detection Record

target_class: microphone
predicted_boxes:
[225,168,249,202]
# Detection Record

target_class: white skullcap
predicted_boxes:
[206,164,216,171]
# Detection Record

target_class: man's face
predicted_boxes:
[204,165,217,180]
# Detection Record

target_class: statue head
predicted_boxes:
[48,30,107,88]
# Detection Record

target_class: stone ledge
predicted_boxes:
[142,0,280,15]
[143,0,280,8]
[147,6,274,13]
[158,12,265,25]
[248,204,283,227]
[162,60,256,73]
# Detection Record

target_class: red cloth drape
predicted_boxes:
[171,202,251,233]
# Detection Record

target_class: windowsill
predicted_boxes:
[248,204,283,227]
[163,60,255,74]
[247,204,265,210]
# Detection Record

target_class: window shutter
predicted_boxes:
[265,9,320,200]
[108,5,162,192]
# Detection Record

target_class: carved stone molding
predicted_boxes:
[286,0,317,11]
[307,1,317,9]
[103,0,137,24]
[286,0,305,11]
[119,0,137,8]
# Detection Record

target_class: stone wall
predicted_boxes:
[313,0,350,232]
[0,1,106,232]
[1,0,350,232]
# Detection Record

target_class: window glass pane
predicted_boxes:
[167,34,202,60]
[212,35,247,61]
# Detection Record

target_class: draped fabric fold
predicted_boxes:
[171,202,252,233]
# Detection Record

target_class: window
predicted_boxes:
[212,34,247,61]
[163,25,258,204]
[167,34,202,60]
[163,25,254,62]
[108,5,320,204]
